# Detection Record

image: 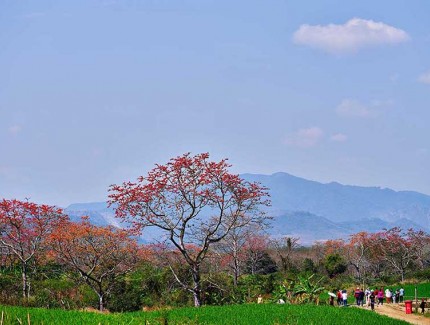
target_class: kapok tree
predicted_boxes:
[109,152,270,307]
[49,217,140,311]
[0,199,67,299]
[346,231,373,282]
[373,227,420,282]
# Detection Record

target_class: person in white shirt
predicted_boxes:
[342,290,348,306]
[365,288,371,306]
[399,288,404,303]
[385,288,392,303]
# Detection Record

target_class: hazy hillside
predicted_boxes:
[65,172,430,244]
[242,172,430,230]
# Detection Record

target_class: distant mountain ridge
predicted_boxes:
[65,172,430,244]
[242,172,430,230]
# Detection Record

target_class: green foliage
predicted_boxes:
[273,274,325,305]
[324,254,347,278]
[108,278,144,312]
[302,258,316,273]
[245,252,278,275]
[411,269,430,281]
[293,274,325,304]
[33,278,79,309]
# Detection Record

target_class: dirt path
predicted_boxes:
[371,303,428,325]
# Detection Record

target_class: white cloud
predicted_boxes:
[293,18,409,54]
[330,133,348,142]
[418,71,430,84]
[336,99,392,118]
[285,127,324,148]
[8,125,22,135]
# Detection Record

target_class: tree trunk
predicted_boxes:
[191,266,201,307]
[233,254,239,287]
[98,294,104,312]
[233,268,238,287]
[22,263,29,299]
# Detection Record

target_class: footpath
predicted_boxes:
[370,303,428,325]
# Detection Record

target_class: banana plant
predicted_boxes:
[293,274,325,305]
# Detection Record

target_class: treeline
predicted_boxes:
[1,198,429,312]
[1,153,430,312]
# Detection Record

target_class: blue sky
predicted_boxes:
[1,0,429,206]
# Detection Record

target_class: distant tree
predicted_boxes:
[109,153,270,307]
[405,228,430,269]
[270,236,300,273]
[302,258,316,273]
[244,234,276,275]
[0,199,67,299]
[49,217,140,311]
[215,227,250,287]
[373,227,421,282]
[323,253,347,278]
[346,232,372,281]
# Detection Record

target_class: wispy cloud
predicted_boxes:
[418,71,430,84]
[336,99,391,118]
[293,18,409,54]
[285,127,324,148]
[330,133,348,142]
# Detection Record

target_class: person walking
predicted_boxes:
[342,290,348,307]
[337,290,342,306]
[359,288,365,306]
[369,290,376,311]
[377,288,384,306]
[385,288,392,303]
[354,287,361,306]
[420,299,426,314]
[365,288,371,307]
[399,287,404,303]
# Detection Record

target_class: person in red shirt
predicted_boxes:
[354,287,361,306]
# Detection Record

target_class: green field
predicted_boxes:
[0,303,408,325]
[386,282,430,300]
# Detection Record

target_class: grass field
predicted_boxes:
[385,282,430,300]
[0,303,408,324]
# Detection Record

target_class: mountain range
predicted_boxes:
[65,172,430,244]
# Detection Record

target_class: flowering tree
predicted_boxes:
[109,153,270,306]
[373,227,428,281]
[0,199,67,299]
[49,217,140,311]
[346,231,373,281]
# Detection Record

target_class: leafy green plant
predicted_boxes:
[293,274,325,305]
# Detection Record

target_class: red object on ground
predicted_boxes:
[405,300,413,314]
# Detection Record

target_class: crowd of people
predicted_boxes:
[332,287,405,311]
